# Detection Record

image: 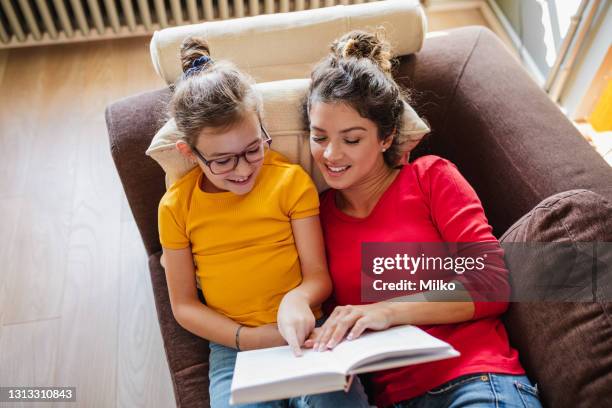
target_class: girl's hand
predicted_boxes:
[311,303,393,351]
[277,292,316,356]
[240,323,287,351]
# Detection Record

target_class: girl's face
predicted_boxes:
[309,102,390,190]
[190,112,266,195]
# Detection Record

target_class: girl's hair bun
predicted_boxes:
[331,29,393,75]
[180,36,212,74]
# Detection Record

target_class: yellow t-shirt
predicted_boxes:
[158,150,322,327]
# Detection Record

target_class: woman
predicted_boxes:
[302,30,543,408]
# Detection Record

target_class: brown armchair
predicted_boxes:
[105,26,612,407]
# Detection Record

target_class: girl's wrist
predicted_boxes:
[238,325,285,350]
[239,326,256,350]
[235,324,244,351]
[283,289,309,304]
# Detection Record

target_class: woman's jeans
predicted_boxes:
[392,373,542,408]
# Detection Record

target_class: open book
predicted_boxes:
[230,325,459,405]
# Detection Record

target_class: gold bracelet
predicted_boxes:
[235,325,244,351]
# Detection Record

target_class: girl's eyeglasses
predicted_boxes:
[191,125,272,175]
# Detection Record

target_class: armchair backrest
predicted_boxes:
[149,0,427,85]
[107,26,612,257]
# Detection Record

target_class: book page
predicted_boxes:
[231,325,458,404]
[330,325,453,372]
[232,344,344,391]
[349,348,461,375]
[231,373,346,405]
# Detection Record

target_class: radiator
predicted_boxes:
[0,0,380,48]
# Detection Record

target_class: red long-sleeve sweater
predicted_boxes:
[320,155,525,407]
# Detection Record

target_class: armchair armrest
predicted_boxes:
[105,88,171,256]
[399,26,612,236]
[149,252,210,408]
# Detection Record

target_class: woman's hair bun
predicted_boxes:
[331,29,393,75]
[180,36,212,74]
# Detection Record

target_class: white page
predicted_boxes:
[231,325,457,401]
[349,348,461,374]
[231,373,346,405]
[330,325,453,372]
[232,344,344,391]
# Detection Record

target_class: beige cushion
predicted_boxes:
[150,0,427,84]
[145,78,430,190]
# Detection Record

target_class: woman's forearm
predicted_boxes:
[385,280,475,325]
[385,300,475,326]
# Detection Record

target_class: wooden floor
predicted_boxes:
[428,5,489,31]
[0,7,496,408]
[0,37,173,407]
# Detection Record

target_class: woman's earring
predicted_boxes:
[382,148,387,152]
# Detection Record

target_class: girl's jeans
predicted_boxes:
[391,373,542,408]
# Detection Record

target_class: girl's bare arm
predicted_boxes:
[163,246,286,350]
[287,215,333,307]
[277,215,333,355]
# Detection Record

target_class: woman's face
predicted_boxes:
[309,102,390,190]
[189,112,266,195]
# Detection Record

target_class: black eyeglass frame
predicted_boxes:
[190,124,272,175]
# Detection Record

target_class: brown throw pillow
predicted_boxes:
[500,189,612,408]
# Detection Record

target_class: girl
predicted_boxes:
[159,37,370,408]
[303,30,543,408]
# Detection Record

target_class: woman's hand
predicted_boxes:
[310,303,394,351]
[277,292,316,356]
[303,327,323,349]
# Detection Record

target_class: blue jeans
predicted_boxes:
[392,373,542,408]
